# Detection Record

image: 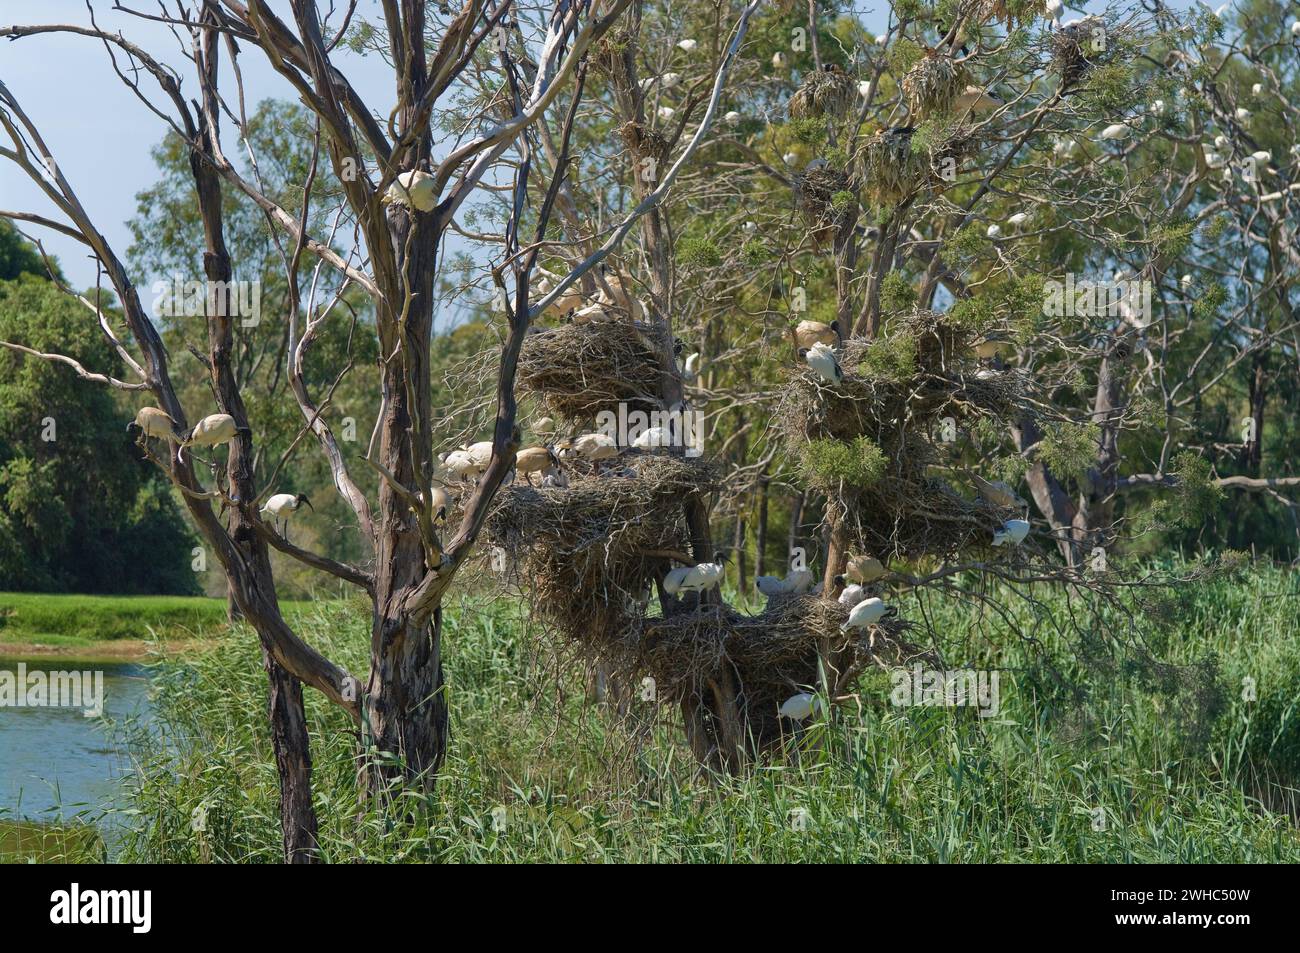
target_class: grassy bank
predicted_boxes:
[104,566,1300,863]
[0,592,313,656]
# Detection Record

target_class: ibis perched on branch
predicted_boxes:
[260,492,313,537]
[177,413,241,463]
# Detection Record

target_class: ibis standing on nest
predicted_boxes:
[515,446,560,486]
[835,577,867,606]
[843,596,892,632]
[260,492,313,538]
[800,342,843,385]
[992,518,1031,546]
[845,554,886,584]
[177,413,241,463]
[663,552,727,596]
[794,319,840,350]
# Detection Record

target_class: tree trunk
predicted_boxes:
[261,647,319,862]
[755,470,769,578]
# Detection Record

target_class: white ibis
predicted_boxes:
[835,579,867,606]
[843,596,891,632]
[663,552,726,595]
[678,38,698,53]
[177,413,239,463]
[986,224,1002,239]
[973,475,1027,508]
[800,342,842,385]
[1101,123,1131,140]
[260,492,313,536]
[779,692,824,721]
[128,407,178,443]
[515,446,559,485]
[794,319,839,350]
[992,518,1031,546]
[846,554,885,583]
[633,426,672,450]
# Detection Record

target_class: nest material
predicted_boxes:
[794,167,857,248]
[901,51,969,117]
[618,120,668,162]
[1050,16,1107,88]
[486,454,715,645]
[631,596,919,748]
[788,67,857,120]
[518,321,664,420]
[775,311,1028,560]
[859,124,976,205]
[859,127,930,206]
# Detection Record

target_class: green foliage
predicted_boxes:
[677,236,722,268]
[1169,451,1224,526]
[785,116,827,146]
[799,436,886,489]
[878,271,917,313]
[860,330,918,380]
[1192,282,1228,320]
[885,37,922,75]
[0,274,197,594]
[741,239,768,267]
[1036,421,1100,479]
[1153,216,1195,258]
[1080,63,1137,114]
[0,220,59,282]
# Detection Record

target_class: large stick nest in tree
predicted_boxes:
[901,51,969,117]
[630,596,921,747]
[775,311,1029,559]
[618,120,668,162]
[518,320,665,420]
[486,453,714,645]
[794,166,857,247]
[858,125,975,206]
[1050,16,1108,88]
[788,66,857,120]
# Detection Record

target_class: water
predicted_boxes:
[0,659,153,827]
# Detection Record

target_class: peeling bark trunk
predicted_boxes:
[262,646,318,862]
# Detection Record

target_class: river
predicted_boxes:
[0,658,153,830]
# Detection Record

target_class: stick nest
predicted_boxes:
[775,311,1028,559]
[1050,16,1107,88]
[794,166,857,247]
[630,597,920,746]
[902,51,969,117]
[788,67,857,120]
[518,321,664,420]
[486,453,715,646]
[618,120,668,162]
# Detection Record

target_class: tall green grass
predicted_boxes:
[0,592,315,648]
[109,568,1300,862]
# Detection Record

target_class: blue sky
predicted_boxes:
[1,0,1202,296]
